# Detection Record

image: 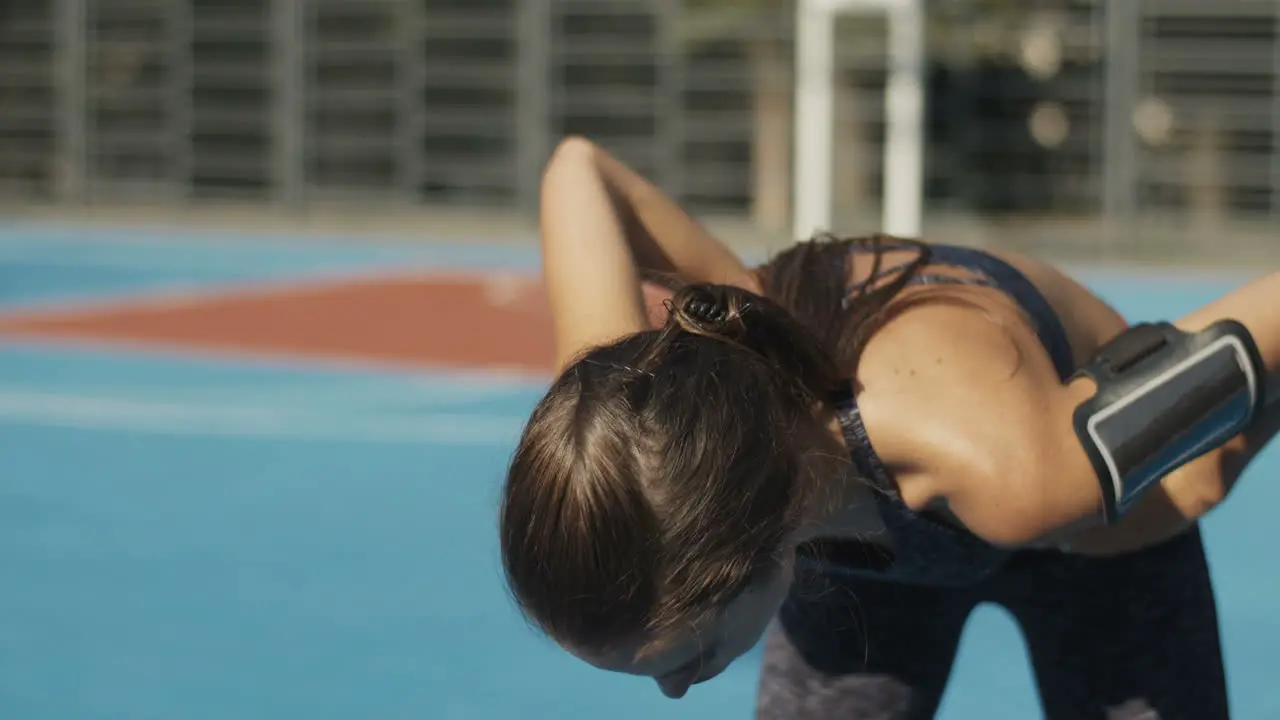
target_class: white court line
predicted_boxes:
[0,265,461,318]
[0,390,526,445]
[29,376,540,409]
[0,232,531,273]
[0,334,552,386]
[0,247,296,272]
[0,248,441,275]
[0,240,345,272]
[0,225,515,254]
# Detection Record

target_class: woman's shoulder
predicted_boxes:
[849,246,1127,372]
[979,249,1129,367]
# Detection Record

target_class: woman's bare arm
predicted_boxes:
[1056,402,1280,555]
[539,136,758,370]
[540,139,649,370]
[859,270,1280,548]
[1061,274,1280,554]
[591,145,761,292]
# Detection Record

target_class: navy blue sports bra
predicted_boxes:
[799,241,1075,587]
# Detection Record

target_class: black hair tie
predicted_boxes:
[685,296,728,324]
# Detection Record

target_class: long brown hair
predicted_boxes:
[499,234,928,653]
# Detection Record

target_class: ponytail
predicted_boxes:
[662,283,841,402]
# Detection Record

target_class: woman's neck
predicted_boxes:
[793,409,890,544]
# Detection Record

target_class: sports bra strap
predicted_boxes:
[827,383,899,497]
[834,241,1073,497]
[844,256,998,301]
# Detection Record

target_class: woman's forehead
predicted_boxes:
[572,630,708,678]
[578,580,782,677]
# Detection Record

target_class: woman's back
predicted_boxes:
[793,240,1111,584]
[842,245,1125,375]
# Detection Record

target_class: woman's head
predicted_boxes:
[499,235,928,695]
[499,283,840,685]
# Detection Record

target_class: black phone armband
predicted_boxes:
[1071,320,1264,523]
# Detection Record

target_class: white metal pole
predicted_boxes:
[793,0,836,240]
[882,0,925,237]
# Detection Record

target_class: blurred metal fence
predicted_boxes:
[0,0,1276,260]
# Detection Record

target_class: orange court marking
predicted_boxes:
[0,274,674,376]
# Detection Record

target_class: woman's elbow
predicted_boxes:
[948,477,1091,550]
[1005,458,1231,551]
[1162,459,1232,524]
[545,135,597,171]
[539,137,601,216]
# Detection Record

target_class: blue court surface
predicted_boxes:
[1,225,1276,719]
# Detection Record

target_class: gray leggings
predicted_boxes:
[755,527,1228,720]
